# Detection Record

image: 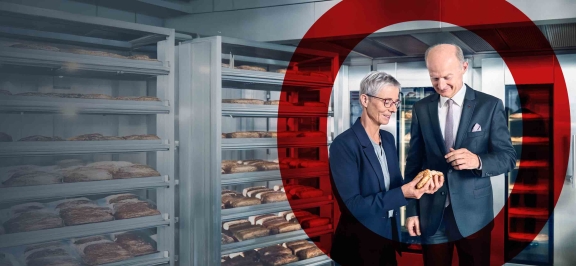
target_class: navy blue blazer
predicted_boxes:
[329,118,408,263]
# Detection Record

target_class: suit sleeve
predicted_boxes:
[329,138,407,219]
[476,99,517,177]
[404,104,425,217]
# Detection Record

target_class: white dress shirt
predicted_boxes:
[438,84,482,170]
[438,84,467,143]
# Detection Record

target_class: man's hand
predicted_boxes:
[401,174,436,199]
[406,216,421,236]
[445,148,480,170]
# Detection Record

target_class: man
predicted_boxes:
[330,71,443,266]
[404,44,516,266]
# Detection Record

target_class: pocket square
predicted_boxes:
[472,123,482,132]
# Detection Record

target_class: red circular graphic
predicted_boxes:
[278,0,570,265]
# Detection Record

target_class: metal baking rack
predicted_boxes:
[0,3,176,265]
[178,36,339,265]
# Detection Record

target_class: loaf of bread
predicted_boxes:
[235,65,267,72]
[254,215,282,226]
[77,240,133,265]
[226,132,261,138]
[3,210,63,233]
[113,164,160,179]
[115,232,156,256]
[18,135,64,141]
[63,168,113,182]
[229,165,258,173]
[247,188,274,198]
[222,99,265,105]
[2,170,62,187]
[85,161,133,173]
[55,198,96,210]
[261,218,288,228]
[11,43,60,52]
[228,197,261,208]
[0,132,12,142]
[248,214,276,225]
[296,247,324,260]
[105,194,138,204]
[256,163,280,171]
[289,243,316,255]
[233,226,270,241]
[122,134,160,140]
[284,240,310,249]
[67,133,107,141]
[79,94,114,100]
[113,201,161,219]
[114,96,161,101]
[257,245,293,257]
[60,205,114,226]
[270,222,301,235]
[260,254,298,266]
[221,189,239,197]
[243,186,267,197]
[260,192,288,203]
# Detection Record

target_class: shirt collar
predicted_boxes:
[440,83,467,107]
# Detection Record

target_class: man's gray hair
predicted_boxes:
[424,43,465,65]
[359,71,401,97]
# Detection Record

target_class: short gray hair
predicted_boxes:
[424,43,465,65]
[359,71,401,97]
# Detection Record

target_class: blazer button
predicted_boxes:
[448,169,453,173]
[441,192,446,196]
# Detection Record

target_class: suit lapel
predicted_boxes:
[428,94,447,154]
[351,118,384,191]
[455,86,477,149]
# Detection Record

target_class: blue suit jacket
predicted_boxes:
[405,86,516,238]
[329,118,408,263]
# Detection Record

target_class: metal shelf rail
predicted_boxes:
[0,3,176,266]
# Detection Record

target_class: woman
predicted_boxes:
[329,71,443,266]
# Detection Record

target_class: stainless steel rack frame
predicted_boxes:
[0,3,176,265]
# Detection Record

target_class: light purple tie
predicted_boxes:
[444,99,454,207]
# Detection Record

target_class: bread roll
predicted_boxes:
[415,169,443,189]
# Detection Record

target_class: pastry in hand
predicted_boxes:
[415,169,443,189]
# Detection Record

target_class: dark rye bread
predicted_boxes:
[60,206,114,226]
[115,232,156,256]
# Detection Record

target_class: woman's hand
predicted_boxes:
[401,174,439,199]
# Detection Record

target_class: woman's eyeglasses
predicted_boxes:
[365,94,401,108]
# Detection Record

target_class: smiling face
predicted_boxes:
[426,44,468,98]
[361,85,399,126]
